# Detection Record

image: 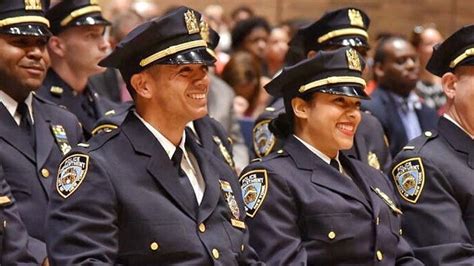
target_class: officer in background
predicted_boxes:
[38,0,122,138]
[391,25,474,265]
[0,0,83,263]
[240,47,421,264]
[0,165,36,264]
[47,7,261,265]
[253,7,392,173]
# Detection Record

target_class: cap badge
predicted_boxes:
[184,10,200,34]
[200,20,210,44]
[346,48,362,71]
[348,9,364,28]
[90,0,99,5]
[24,0,42,10]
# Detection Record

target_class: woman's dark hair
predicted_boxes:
[231,17,271,50]
[269,92,314,138]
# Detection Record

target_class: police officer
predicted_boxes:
[47,7,261,265]
[0,165,36,264]
[92,26,238,172]
[0,0,83,263]
[38,0,123,138]
[253,7,392,173]
[240,47,422,265]
[391,25,474,265]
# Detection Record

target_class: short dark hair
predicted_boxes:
[231,17,271,50]
[373,35,407,65]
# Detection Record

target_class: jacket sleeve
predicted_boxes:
[0,173,37,265]
[46,153,119,265]
[392,155,474,265]
[240,165,307,265]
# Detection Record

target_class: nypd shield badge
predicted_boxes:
[253,120,276,158]
[239,169,268,218]
[56,154,89,198]
[392,157,425,203]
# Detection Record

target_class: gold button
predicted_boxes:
[376,216,380,225]
[277,149,284,154]
[399,229,403,235]
[241,244,245,252]
[376,250,383,261]
[424,131,433,137]
[199,223,206,233]
[328,231,336,240]
[150,242,159,251]
[41,168,50,178]
[212,248,220,259]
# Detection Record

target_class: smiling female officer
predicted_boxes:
[239,47,422,265]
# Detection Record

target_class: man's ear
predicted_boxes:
[47,36,65,57]
[130,73,152,99]
[373,62,384,80]
[291,97,310,119]
[441,72,457,100]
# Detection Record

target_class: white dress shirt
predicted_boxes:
[135,112,205,204]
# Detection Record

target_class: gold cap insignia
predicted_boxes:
[346,48,362,71]
[184,10,200,34]
[24,0,42,10]
[348,9,364,28]
[200,20,210,44]
[90,0,99,5]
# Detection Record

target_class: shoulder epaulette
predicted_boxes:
[402,130,438,153]
[87,129,121,151]
[91,124,119,136]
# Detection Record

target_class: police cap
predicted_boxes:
[299,7,370,54]
[0,0,50,37]
[47,0,110,35]
[200,20,220,59]
[427,24,474,77]
[99,6,215,84]
[265,47,369,99]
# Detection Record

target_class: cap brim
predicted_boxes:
[69,14,111,27]
[0,24,51,37]
[326,36,370,49]
[157,48,216,66]
[316,85,369,99]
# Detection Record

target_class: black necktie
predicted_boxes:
[330,159,341,173]
[171,147,198,212]
[17,102,35,147]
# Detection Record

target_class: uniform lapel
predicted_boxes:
[0,103,35,162]
[285,136,372,210]
[340,155,379,214]
[122,114,197,220]
[32,98,55,197]
[33,97,55,171]
[185,136,221,223]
